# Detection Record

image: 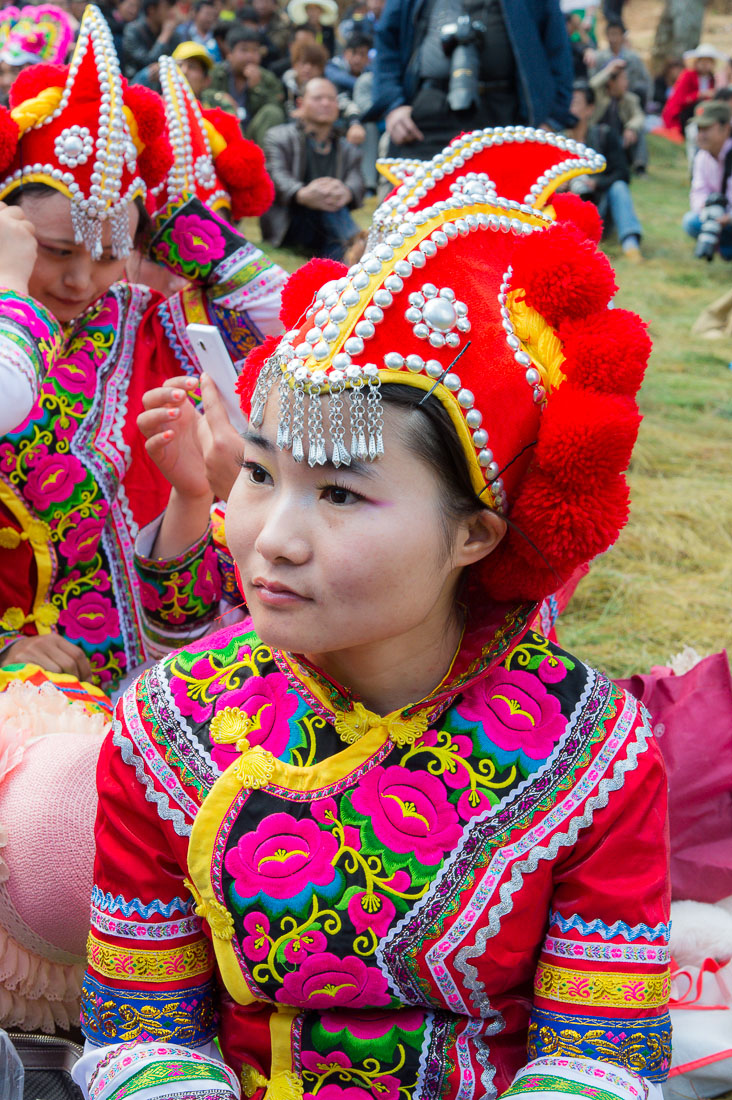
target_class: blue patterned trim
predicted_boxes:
[90,886,193,919]
[548,911,671,943]
[80,973,217,1047]
[527,1007,671,1083]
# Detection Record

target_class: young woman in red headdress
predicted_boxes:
[75,128,670,1100]
[0,7,286,693]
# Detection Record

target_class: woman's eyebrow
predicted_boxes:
[243,430,375,477]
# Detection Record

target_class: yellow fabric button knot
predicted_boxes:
[184,878,234,942]
[209,705,275,789]
[0,602,59,632]
[334,702,430,748]
[0,517,50,549]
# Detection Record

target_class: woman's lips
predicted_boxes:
[251,578,310,607]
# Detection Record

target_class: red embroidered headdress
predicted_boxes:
[236,127,651,606]
[0,4,172,258]
[152,54,273,220]
[1,5,74,67]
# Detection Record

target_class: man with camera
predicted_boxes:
[683,100,732,261]
[370,0,574,160]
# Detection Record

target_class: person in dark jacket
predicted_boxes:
[122,0,185,80]
[565,80,643,260]
[209,25,286,146]
[369,0,574,160]
[261,77,365,259]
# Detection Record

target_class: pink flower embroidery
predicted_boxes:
[59,513,107,567]
[224,813,338,902]
[457,669,566,762]
[171,215,226,263]
[25,451,87,511]
[276,952,390,1009]
[211,672,299,771]
[59,592,120,644]
[537,655,567,684]
[54,356,97,397]
[241,911,271,961]
[347,892,395,938]
[351,765,462,865]
[284,929,327,964]
[302,1051,352,1075]
[308,1088,372,1100]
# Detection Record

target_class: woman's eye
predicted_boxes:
[322,485,360,505]
[242,461,271,485]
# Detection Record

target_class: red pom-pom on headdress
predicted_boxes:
[214,140,274,219]
[137,136,174,192]
[0,107,20,176]
[278,258,347,328]
[550,192,603,244]
[510,223,616,329]
[124,83,167,145]
[559,310,650,398]
[9,62,67,107]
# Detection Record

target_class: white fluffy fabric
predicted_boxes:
[670,898,732,966]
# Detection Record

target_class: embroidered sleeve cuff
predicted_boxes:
[135,517,222,654]
[501,1057,663,1100]
[0,290,63,427]
[80,1041,240,1100]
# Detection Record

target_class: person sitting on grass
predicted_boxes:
[209,24,286,147]
[683,99,732,260]
[261,76,364,260]
[591,17,652,107]
[566,80,644,261]
[590,57,648,173]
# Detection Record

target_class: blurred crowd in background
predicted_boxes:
[2,1,732,272]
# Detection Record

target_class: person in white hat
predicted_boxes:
[286,0,338,57]
[662,42,725,133]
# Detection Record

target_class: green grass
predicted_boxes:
[243,135,732,679]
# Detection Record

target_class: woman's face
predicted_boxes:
[226,395,496,662]
[21,191,138,323]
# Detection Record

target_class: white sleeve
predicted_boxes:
[72,1040,240,1100]
[501,1056,662,1100]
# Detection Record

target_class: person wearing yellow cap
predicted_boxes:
[173,38,214,97]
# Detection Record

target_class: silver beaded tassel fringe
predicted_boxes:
[249,356,385,468]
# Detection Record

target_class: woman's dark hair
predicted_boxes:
[379,383,486,550]
[6,183,151,252]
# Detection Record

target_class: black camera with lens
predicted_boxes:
[695,192,728,261]
[439,13,487,112]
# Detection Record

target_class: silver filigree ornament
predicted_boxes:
[53,125,93,168]
[194,154,216,189]
[405,284,470,349]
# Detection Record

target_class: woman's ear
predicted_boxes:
[454,509,507,568]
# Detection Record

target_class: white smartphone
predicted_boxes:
[186,323,248,434]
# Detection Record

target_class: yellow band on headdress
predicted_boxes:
[123,106,144,154]
[10,86,63,134]
[507,291,566,393]
[202,118,226,158]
